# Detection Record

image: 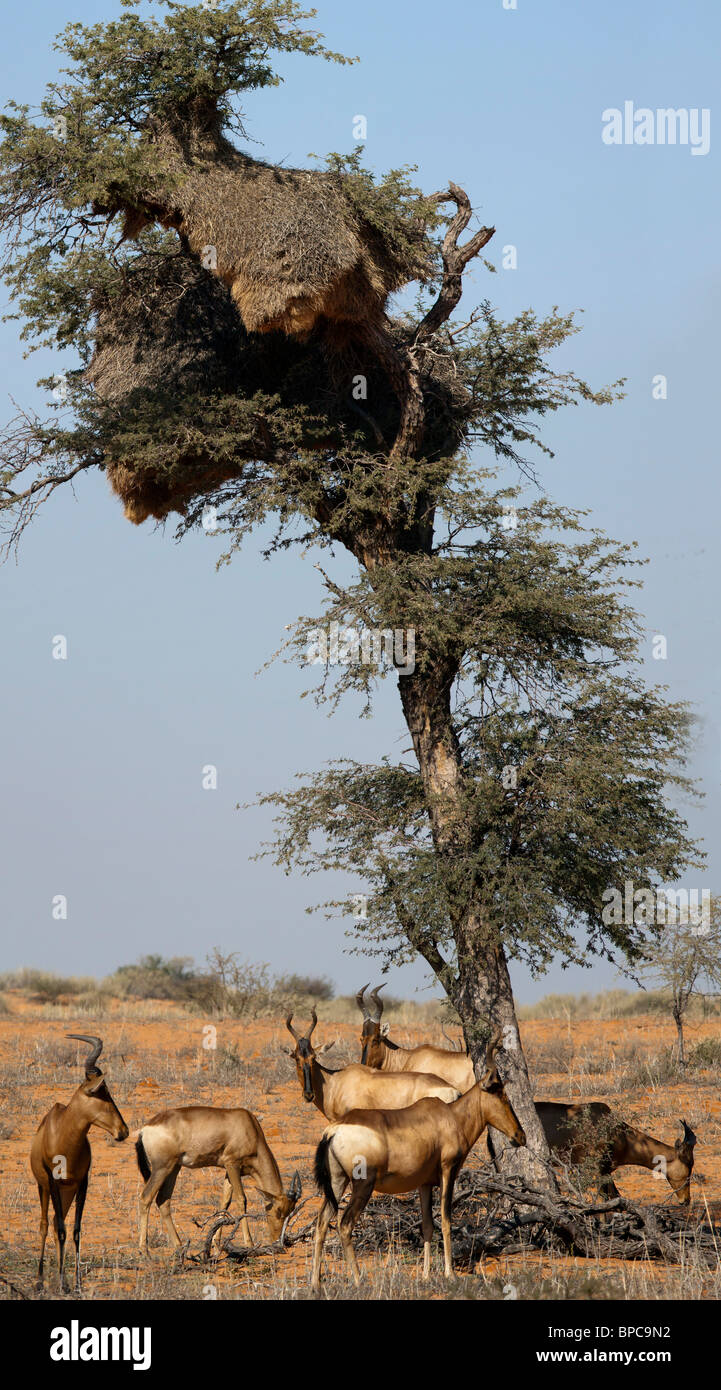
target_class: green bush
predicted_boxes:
[275,972,335,1001]
[105,955,205,1002]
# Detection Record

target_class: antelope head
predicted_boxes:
[281,1013,336,1103]
[667,1119,697,1204]
[259,1170,303,1240]
[479,1029,526,1148]
[66,1035,129,1141]
[357,982,390,1066]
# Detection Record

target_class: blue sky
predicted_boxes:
[0,0,718,1001]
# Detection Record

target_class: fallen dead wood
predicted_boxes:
[183,1169,719,1270]
[197,1196,317,1265]
[325,1172,719,1268]
[0,1271,30,1300]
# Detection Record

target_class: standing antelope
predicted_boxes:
[357,983,475,1092]
[135,1106,302,1254]
[282,1012,460,1120]
[30,1034,129,1292]
[538,1102,697,1204]
[311,1030,525,1289]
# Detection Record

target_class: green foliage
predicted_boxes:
[254,501,698,978]
[108,953,203,1000]
[275,971,334,1000]
[318,148,443,283]
[0,1,353,348]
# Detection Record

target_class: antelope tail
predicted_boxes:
[135,1133,151,1182]
[314,1135,338,1212]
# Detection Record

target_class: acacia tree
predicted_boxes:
[638,899,721,1066]
[0,0,700,1183]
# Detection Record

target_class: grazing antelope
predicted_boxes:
[538,1102,697,1204]
[282,1012,460,1120]
[135,1106,302,1254]
[357,983,475,1092]
[30,1034,129,1292]
[311,1030,525,1289]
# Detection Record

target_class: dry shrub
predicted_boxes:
[688,1038,721,1068]
[0,968,96,1002]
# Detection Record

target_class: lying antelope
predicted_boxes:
[357,983,475,1092]
[135,1106,302,1253]
[30,1034,129,1291]
[311,1030,525,1288]
[538,1102,697,1204]
[282,1012,460,1121]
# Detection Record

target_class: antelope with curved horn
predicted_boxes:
[357,984,475,1092]
[311,1030,525,1288]
[30,1034,129,1291]
[282,1011,460,1120]
[135,1106,302,1254]
[538,1103,698,1204]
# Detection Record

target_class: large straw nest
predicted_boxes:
[87,243,465,525]
[105,105,432,339]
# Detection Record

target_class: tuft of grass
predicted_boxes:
[688,1038,721,1069]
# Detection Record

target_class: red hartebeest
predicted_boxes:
[357,984,475,1092]
[30,1034,129,1291]
[360,988,698,1202]
[538,1102,697,1204]
[135,1106,302,1253]
[282,1012,460,1120]
[311,1030,524,1288]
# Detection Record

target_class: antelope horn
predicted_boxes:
[285,1014,301,1042]
[307,1008,318,1040]
[355,983,371,1019]
[484,1028,503,1069]
[680,1119,697,1148]
[67,1034,103,1078]
[369,983,386,1022]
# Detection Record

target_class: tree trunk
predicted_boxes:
[673,1004,686,1067]
[398,666,555,1188]
[453,922,554,1186]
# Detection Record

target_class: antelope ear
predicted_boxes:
[381,1023,390,1037]
[316,1041,336,1056]
[676,1119,697,1151]
[83,1073,106,1095]
[289,1170,302,1200]
[258,1189,277,1209]
[279,1045,294,1057]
